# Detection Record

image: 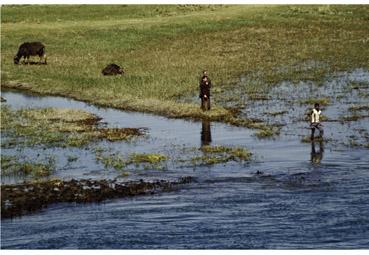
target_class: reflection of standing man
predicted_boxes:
[201,120,212,146]
[199,71,212,111]
[311,141,324,164]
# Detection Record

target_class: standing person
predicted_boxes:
[199,73,212,111]
[310,103,324,140]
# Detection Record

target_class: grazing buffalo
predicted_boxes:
[102,63,124,76]
[14,42,47,65]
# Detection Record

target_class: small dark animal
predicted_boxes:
[102,64,124,76]
[14,42,47,65]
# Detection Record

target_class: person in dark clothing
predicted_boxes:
[199,75,212,111]
[201,120,212,146]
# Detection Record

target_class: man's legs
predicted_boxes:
[201,98,206,111]
[206,98,211,110]
[317,123,324,138]
[311,125,316,140]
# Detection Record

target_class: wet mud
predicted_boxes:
[1,176,192,219]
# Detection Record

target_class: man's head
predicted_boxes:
[202,70,208,77]
[314,103,320,110]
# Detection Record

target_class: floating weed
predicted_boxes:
[67,155,79,162]
[348,81,369,90]
[268,110,288,117]
[248,94,270,101]
[190,145,252,166]
[96,152,168,171]
[299,97,331,106]
[348,104,369,112]
[1,106,146,148]
[255,126,280,139]
[129,153,168,164]
[340,114,369,121]
[1,154,56,177]
[98,128,146,141]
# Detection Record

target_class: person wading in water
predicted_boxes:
[310,103,324,140]
[199,71,212,111]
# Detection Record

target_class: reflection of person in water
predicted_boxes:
[201,120,212,146]
[311,141,324,164]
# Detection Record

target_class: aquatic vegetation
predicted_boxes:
[299,97,330,106]
[21,107,100,124]
[268,111,288,117]
[189,145,252,166]
[348,104,369,112]
[129,153,168,164]
[255,128,280,139]
[358,92,369,98]
[1,106,145,148]
[1,154,56,177]
[96,152,168,171]
[98,128,146,141]
[348,81,369,90]
[96,153,126,171]
[248,94,270,101]
[67,155,79,162]
[340,114,369,122]
[1,176,193,218]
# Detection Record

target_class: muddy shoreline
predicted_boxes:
[1,177,193,219]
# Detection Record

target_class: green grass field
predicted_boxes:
[2,5,369,126]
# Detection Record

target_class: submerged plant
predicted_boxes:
[189,145,252,166]
[95,152,168,171]
[1,154,56,177]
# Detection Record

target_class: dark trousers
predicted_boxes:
[311,123,324,139]
[201,97,211,111]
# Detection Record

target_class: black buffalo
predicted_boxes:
[102,64,124,76]
[14,42,47,65]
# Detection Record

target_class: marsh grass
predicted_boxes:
[1,154,56,177]
[255,128,280,139]
[299,97,331,106]
[191,145,252,165]
[348,104,369,112]
[2,5,369,127]
[1,106,145,148]
[341,114,369,121]
[96,152,168,171]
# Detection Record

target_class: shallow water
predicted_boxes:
[1,76,369,248]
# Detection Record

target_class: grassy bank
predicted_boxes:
[2,5,369,127]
